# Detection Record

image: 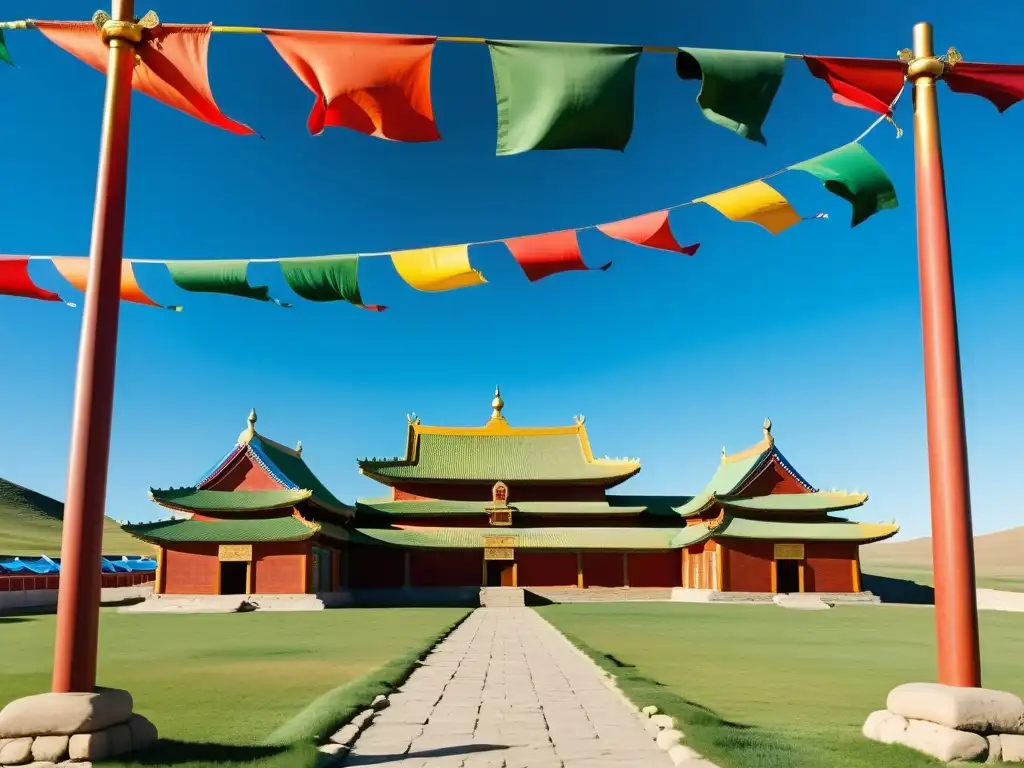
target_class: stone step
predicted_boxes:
[479,587,525,607]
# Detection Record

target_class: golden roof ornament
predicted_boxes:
[238,408,258,444]
[762,417,773,442]
[490,386,505,421]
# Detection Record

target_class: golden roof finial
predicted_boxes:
[238,408,258,444]
[491,386,505,421]
[763,417,772,439]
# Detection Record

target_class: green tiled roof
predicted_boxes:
[674,491,717,518]
[254,436,351,513]
[674,490,868,518]
[722,492,867,513]
[123,517,319,544]
[149,488,312,513]
[359,432,640,484]
[701,450,771,495]
[714,516,898,543]
[356,499,647,516]
[350,525,711,550]
[608,495,694,516]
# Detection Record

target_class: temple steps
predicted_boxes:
[479,587,526,607]
[523,587,673,604]
[707,590,881,605]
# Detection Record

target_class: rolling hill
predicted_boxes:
[0,477,151,557]
[861,527,1024,592]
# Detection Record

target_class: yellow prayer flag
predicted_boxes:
[695,180,801,235]
[390,245,487,292]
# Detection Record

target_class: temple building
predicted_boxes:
[124,390,899,598]
[124,410,353,595]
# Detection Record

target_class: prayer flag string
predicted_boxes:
[0,18,923,147]
[2,106,901,309]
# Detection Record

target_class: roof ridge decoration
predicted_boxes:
[237,408,302,457]
[721,417,774,464]
[490,385,505,423]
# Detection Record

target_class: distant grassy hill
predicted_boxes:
[861,527,1024,592]
[0,477,151,557]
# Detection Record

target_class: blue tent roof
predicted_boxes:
[0,556,155,575]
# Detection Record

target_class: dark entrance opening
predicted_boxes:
[220,561,248,595]
[486,561,515,587]
[776,560,800,594]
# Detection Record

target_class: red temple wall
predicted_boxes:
[410,550,482,587]
[386,515,643,528]
[347,545,404,589]
[805,542,857,592]
[394,516,491,528]
[164,545,218,594]
[190,510,291,523]
[517,553,577,587]
[253,542,307,594]
[582,553,625,587]
[723,540,773,592]
[627,552,681,587]
[737,459,810,496]
[387,482,610,503]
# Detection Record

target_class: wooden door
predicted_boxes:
[500,563,516,587]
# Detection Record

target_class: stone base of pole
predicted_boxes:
[863,682,1024,763]
[0,689,156,766]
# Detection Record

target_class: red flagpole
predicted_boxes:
[52,0,137,693]
[908,22,981,687]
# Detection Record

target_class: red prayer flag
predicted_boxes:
[803,56,906,115]
[0,258,68,304]
[264,29,440,141]
[504,230,610,283]
[944,62,1024,113]
[36,22,253,135]
[597,210,699,255]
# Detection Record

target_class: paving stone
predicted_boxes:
[343,608,672,767]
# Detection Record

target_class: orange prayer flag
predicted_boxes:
[264,29,440,141]
[36,22,253,135]
[504,230,611,283]
[597,210,700,255]
[51,258,180,310]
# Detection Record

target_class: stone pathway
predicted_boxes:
[340,608,674,767]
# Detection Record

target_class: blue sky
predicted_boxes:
[0,0,1021,539]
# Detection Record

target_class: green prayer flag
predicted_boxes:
[165,260,289,306]
[675,48,785,145]
[487,40,642,156]
[0,30,13,68]
[788,143,898,227]
[280,255,366,305]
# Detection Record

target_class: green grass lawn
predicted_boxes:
[0,607,468,767]
[537,603,1024,768]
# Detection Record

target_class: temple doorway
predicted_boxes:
[486,561,515,587]
[776,560,800,594]
[220,561,248,595]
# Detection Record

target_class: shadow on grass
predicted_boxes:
[113,739,288,766]
[861,574,935,605]
[0,616,36,624]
